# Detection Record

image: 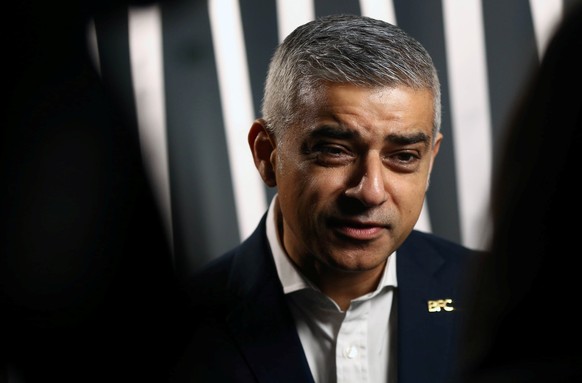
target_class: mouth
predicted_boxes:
[330,218,389,241]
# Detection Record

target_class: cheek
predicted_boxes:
[278,168,349,226]
[306,170,350,199]
[280,170,338,203]
[390,174,429,208]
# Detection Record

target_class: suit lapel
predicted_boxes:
[396,231,462,383]
[225,217,315,383]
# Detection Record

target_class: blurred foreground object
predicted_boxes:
[455,3,582,383]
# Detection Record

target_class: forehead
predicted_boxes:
[294,83,435,140]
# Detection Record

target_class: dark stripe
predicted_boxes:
[240,0,278,119]
[161,0,240,272]
[314,0,361,18]
[565,0,582,14]
[94,8,139,144]
[482,0,538,155]
[393,0,462,243]
[239,0,279,204]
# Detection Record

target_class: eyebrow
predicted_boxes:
[309,125,432,146]
[387,132,431,146]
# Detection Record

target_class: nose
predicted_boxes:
[344,154,388,207]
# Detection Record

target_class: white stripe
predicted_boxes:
[209,0,268,241]
[529,0,563,59]
[414,201,432,234]
[128,5,174,251]
[359,0,397,24]
[442,0,492,250]
[276,0,315,42]
[85,19,100,76]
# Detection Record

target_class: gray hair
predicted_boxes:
[262,14,441,141]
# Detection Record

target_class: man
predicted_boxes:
[174,14,477,383]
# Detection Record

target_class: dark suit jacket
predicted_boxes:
[173,213,475,383]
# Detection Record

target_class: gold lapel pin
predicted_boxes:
[427,299,454,312]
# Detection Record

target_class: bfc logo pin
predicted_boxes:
[427,299,454,312]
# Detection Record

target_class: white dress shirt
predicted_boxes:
[266,195,398,383]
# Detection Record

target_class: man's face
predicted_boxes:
[269,83,440,274]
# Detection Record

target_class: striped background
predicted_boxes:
[88,0,576,274]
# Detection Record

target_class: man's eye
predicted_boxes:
[392,152,418,163]
[312,144,354,166]
[385,151,422,172]
[318,145,347,156]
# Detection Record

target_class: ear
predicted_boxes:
[248,119,277,187]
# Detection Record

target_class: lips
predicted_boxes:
[330,218,388,241]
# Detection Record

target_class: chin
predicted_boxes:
[330,252,388,273]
